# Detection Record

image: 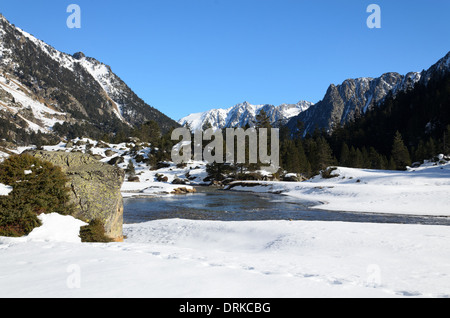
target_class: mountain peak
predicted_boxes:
[179,100,313,131]
[434,51,450,72]
[417,50,450,86]
[0,13,179,144]
[72,52,86,60]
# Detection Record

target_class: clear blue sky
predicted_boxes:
[1,0,449,120]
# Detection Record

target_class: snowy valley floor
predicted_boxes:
[1,212,450,298]
[1,140,450,298]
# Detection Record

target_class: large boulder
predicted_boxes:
[28,151,125,241]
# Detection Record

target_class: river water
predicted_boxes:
[123,186,450,226]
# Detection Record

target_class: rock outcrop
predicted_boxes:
[28,151,125,241]
[171,187,196,195]
[287,72,421,136]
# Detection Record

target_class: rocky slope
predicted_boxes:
[287,51,450,136]
[0,13,178,145]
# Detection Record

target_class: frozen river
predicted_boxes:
[123,186,450,226]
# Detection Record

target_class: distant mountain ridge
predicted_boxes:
[0,13,178,145]
[179,100,313,131]
[180,51,450,137]
[287,51,450,136]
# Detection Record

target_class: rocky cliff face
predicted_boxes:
[29,151,125,241]
[287,72,421,136]
[420,51,450,86]
[287,51,450,137]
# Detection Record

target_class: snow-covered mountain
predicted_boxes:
[0,13,178,145]
[179,101,313,131]
[420,51,450,86]
[180,53,450,135]
[286,71,422,136]
[287,51,450,136]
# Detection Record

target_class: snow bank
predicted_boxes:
[0,183,12,196]
[121,178,198,197]
[229,163,450,216]
[1,218,450,298]
[26,213,87,243]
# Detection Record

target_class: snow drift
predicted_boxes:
[1,215,450,298]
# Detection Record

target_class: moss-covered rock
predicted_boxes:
[28,151,125,241]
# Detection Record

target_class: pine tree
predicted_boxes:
[368,147,385,170]
[255,110,273,171]
[296,139,312,176]
[391,131,411,170]
[141,120,161,146]
[206,162,234,181]
[361,147,371,168]
[126,160,136,177]
[0,154,74,237]
[255,110,272,129]
[414,139,427,162]
[280,139,311,176]
[348,146,358,167]
[315,137,336,172]
[294,119,305,139]
[354,148,364,168]
[388,157,397,170]
[444,125,450,155]
[425,137,437,159]
[283,140,301,173]
[339,143,351,167]
[202,121,213,132]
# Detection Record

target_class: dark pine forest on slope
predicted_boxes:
[281,67,450,176]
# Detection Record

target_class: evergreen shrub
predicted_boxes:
[0,154,74,237]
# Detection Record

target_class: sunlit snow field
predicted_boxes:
[1,213,450,298]
[1,141,450,298]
